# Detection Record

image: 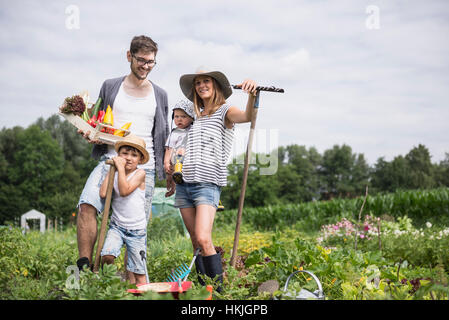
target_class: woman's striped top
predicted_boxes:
[182,104,234,186]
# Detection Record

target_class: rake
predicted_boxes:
[166,247,201,282]
[229,83,285,267]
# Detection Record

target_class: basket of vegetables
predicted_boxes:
[58,91,132,145]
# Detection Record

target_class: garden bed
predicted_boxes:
[1,211,448,300]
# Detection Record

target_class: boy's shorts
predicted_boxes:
[77,156,156,221]
[100,221,147,275]
[174,182,221,209]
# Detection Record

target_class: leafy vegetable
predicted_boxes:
[59,95,86,116]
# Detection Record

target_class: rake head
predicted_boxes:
[166,263,191,282]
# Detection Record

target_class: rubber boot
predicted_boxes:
[76,257,90,272]
[195,255,206,286]
[202,253,223,293]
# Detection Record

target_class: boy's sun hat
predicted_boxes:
[114,134,149,164]
[172,99,195,119]
[179,66,232,102]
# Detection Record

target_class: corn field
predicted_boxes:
[215,188,449,231]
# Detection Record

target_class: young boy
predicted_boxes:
[164,100,194,184]
[99,134,150,285]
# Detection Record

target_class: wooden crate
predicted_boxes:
[59,112,130,145]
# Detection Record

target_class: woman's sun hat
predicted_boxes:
[114,134,150,164]
[179,66,232,102]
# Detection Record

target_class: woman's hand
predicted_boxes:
[239,79,257,95]
[225,78,258,126]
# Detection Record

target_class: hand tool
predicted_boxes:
[229,84,284,267]
[93,159,116,272]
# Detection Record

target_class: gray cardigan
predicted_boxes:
[91,76,169,180]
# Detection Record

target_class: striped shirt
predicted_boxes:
[182,104,234,186]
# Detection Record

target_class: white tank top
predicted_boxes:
[105,82,156,170]
[111,170,146,230]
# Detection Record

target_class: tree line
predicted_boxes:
[222,143,449,209]
[1,114,448,224]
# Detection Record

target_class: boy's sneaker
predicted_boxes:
[76,257,90,272]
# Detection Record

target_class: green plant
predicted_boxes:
[2,195,449,301]
[59,264,130,300]
[215,188,449,232]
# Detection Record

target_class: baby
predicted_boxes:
[164,100,194,184]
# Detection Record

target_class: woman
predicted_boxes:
[173,67,256,292]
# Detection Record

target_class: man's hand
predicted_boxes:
[77,129,103,145]
[165,175,176,197]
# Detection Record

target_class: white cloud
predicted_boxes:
[0,0,448,165]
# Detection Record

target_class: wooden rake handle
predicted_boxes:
[93,159,116,272]
[229,84,284,267]
[230,93,258,267]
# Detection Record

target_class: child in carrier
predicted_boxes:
[164,99,195,184]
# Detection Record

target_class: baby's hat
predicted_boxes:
[172,99,194,119]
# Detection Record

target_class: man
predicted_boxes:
[76,35,174,272]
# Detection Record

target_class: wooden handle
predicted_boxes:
[93,164,116,272]
[230,94,258,267]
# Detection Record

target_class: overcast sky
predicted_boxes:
[1,0,448,165]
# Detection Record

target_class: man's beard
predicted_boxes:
[132,68,149,80]
[131,63,150,80]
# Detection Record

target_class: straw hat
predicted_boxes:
[179,66,232,102]
[114,134,149,164]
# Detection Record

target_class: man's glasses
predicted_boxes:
[132,54,157,67]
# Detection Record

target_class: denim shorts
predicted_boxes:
[100,221,147,275]
[77,156,155,221]
[174,182,221,209]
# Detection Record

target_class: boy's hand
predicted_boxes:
[112,156,126,169]
[176,148,185,157]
